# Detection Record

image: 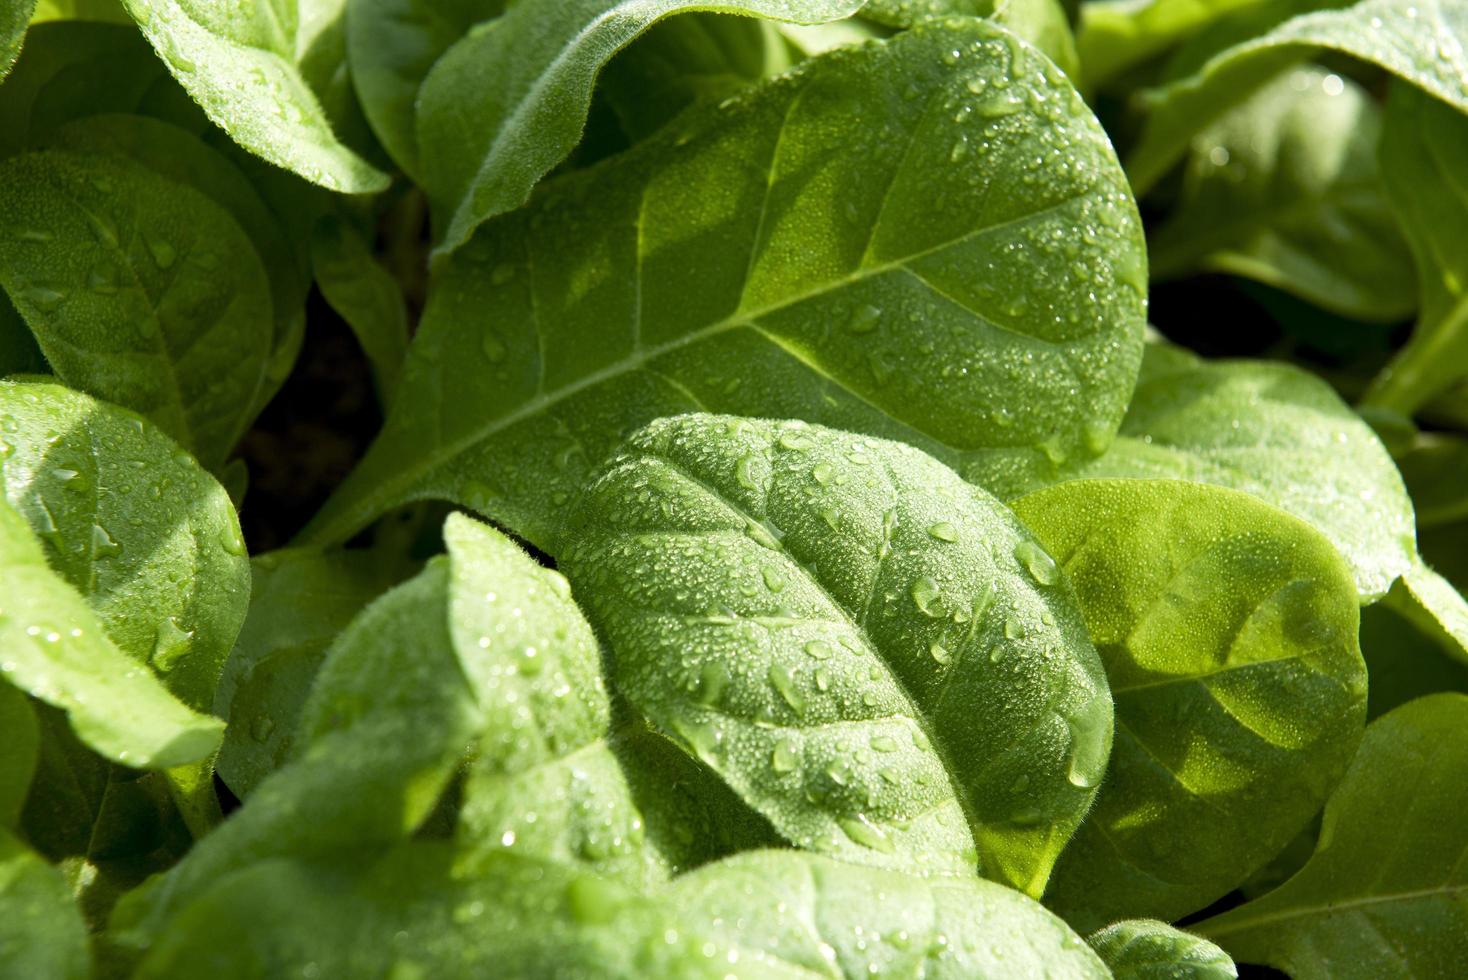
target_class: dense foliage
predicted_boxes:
[2,1,1467,977]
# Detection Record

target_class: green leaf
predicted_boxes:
[666,850,1111,977]
[41,112,314,401]
[0,150,275,469]
[862,0,993,24]
[1395,428,1468,527]
[1386,562,1468,668]
[1363,82,1468,415]
[345,0,506,178]
[417,0,866,256]
[113,557,474,946]
[1195,693,1468,978]
[135,846,779,980]
[0,380,250,717]
[0,291,46,377]
[0,827,89,980]
[0,684,38,828]
[1053,344,1416,601]
[300,21,1147,549]
[310,216,410,403]
[1,0,35,78]
[0,497,223,769]
[1075,0,1268,91]
[1362,579,1468,718]
[213,547,404,799]
[1127,0,1468,194]
[1149,67,1415,322]
[992,0,1081,79]
[562,415,1113,897]
[118,0,388,193]
[1085,920,1237,980]
[1012,479,1367,928]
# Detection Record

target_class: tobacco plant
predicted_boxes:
[1,1,1466,978]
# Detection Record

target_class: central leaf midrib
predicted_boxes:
[648,446,986,862]
[313,189,1091,543]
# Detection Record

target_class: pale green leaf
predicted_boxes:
[119,0,388,192]
[1195,693,1468,979]
[0,498,223,770]
[1150,67,1415,321]
[0,827,89,980]
[0,150,275,468]
[1363,82,1468,415]
[1013,479,1366,928]
[563,415,1112,897]
[1051,344,1416,601]
[1127,0,1468,194]
[0,380,250,717]
[668,849,1111,978]
[1076,0,1269,91]
[1386,561,1468,668]
[417,0,869,256]
[300,21,1147,549]
[1086,920,1237,980]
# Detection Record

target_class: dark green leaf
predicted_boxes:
[0,827,89,980]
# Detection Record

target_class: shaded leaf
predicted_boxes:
[311,216,409,403]
[0,827,89,980]
[1196,693,1468,979]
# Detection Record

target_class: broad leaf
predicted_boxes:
[0,827,89,980]
[1150,67,1414,321]
[0,498,223,770]
[345,0,506,178]
[1127,0,1468,194]
[119,0,389,193]
[1363,82,1468,415]
[1195,693,1468,979]
[1086,920,1237,980]
[563,415,1113,896]
[214,548,403,799]
[0,380,251,717]
[311,217,409,402]
[667,850,1111,977]
[862,0,992,22]
[1013,479,1366,928]
[1051,344,1416,601]
[0,150,275,468]
[301,21,1147,549]
[417,0,867,256]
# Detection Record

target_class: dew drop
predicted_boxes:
[926,521,958,543]
[1013,540,1059,585]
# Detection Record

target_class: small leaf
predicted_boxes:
[0,0,34,78]
[1086,919,1237,980]
[0,151,275,468]
[0,684,39,828]
[417,0,868,255]
[119,0,388,193]
[1150,67,1415,321]
[563,415,1112,896]
[0,498,223,770]
[1013,479,1366,927]
[213,547,404,799]
[1127,0,1468,194]
[1386,561,1468,668]
[1195,693,1468,979]
[310,217,409,403]
[301,20,1146,549]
